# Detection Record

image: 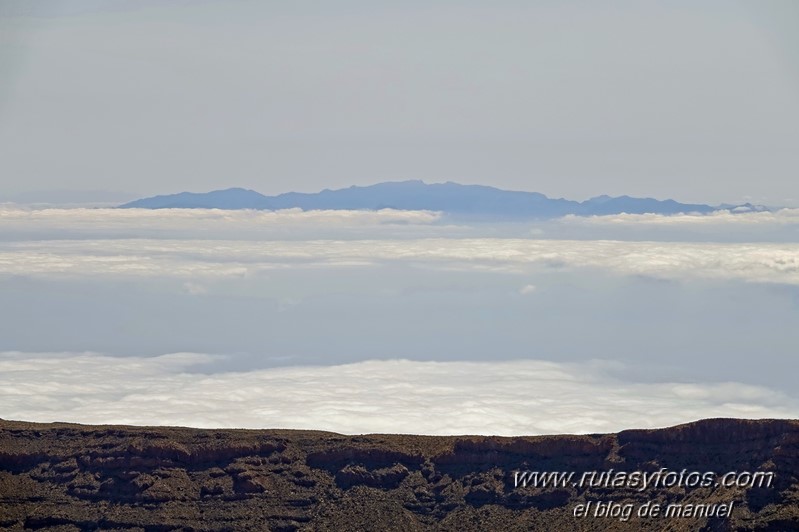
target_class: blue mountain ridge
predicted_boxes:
[119,180,760,218]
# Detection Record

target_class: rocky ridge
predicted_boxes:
[1,418,798,531]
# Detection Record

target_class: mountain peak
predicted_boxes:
[120,181,730,218]
[121,187,269,210]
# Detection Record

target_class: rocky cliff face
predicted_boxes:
[1,418,798,531]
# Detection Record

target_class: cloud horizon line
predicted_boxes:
[2,352,795,436]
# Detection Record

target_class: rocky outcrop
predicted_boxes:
[1,418,798,531]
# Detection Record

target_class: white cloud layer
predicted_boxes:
[0,206,443,238]
[2,206,799,284]
[2,208,798,434]
[560,208,799,227]
[2,235,799,285]
[0,205,441,225]
[1,352,795,436]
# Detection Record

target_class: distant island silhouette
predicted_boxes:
[120,180,764,218]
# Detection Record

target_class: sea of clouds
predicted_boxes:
[2,352,795,435]
[1,206,798,434]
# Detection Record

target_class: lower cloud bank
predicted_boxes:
[1,352,796,435]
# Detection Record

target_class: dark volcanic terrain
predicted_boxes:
[1,418,798,531]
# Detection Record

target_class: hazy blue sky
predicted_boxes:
[1,0,798,205]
